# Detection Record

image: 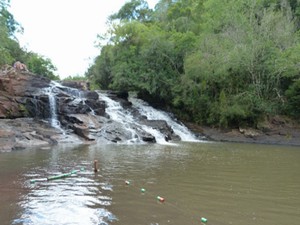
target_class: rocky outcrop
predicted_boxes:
[0,118,61,152]
[0,69,50,118]
[60,80,90,91]
[185,115,300,146]
[0,68,184,151]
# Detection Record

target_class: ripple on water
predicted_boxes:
[13,169,117,225]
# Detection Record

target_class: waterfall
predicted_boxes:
[52,81,95,115]
[130,98,199,142]
[98,92,170,144]
[51,81,84,98]
[39,81,199,144]
[98,92,198,144]
[44,84,60,129]
[43,82,67,136]
[97,93,143,144]
[38,82,86,143]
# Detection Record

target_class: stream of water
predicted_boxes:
[0,142,299,225]
[97,92,199,144]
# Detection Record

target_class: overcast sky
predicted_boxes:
[10,0,159,79]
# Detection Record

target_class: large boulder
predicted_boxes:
[0,69,51,118]
[0,70,50,96]
[0,118,61,152]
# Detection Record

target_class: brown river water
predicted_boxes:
[0,141,299,225]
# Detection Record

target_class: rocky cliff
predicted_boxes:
[0,67,180,151]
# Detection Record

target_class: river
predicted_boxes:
[0,141,299,225]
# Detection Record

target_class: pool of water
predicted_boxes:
[0,142,299,225]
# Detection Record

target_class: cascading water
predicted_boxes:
[98,92,170,144]
[97,93,144,144]
[130,98,199,142]
[44,81,95,128]
[98,92,198,144]
[41,82,86,143]
[40,81,198,144]
[44,84,60,129]
[52,81,96,115]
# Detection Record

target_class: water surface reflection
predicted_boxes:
[12,145,116,225]
[0,142,299,225]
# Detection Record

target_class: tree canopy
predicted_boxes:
[89,0,300,127]
[0,0,58,79]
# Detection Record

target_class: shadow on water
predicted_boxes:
[0,142,300,225]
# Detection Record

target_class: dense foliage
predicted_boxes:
[86,0,300,127]
[0,0,58,79]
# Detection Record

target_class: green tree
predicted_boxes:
[0,0,22,37]
[109,0,153,22]
[85,45,113,90]
[181,0,300,126]
[0,0,24,65]
[88,0,300,128]
[285,78,300,118]
[90,18,197,106]
[25,52,59,80]
[153,0,204,33]
[0,0,59,80]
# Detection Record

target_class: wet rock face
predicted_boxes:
[0,70,184,150]
[0,71,50,96]
[57,96,105,116]
[140,119,181,142]
[0,118,60,152]
[60,80,90,91]
[0,71,51,118]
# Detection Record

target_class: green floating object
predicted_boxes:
[47,172,72,181]
[47,169,82,181]
[30,178,47,183]
[71,169,80,174]
[30,169,83,183]
[141,188,146,193]
[201,217,208,223]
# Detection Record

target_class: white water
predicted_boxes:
[52,81,84,98]
[98,93,144,144]
[41,82,198,144]
[43,84,60,129]
[40,83,86,143]
[52,81,96,115]
[98,92,198,144]
[44,82,95,129]
[98,92,171,144]
[130,98,199,142]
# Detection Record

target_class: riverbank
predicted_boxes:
[1,68,299,149]
[186,116,300,146]
[1,116,299,152]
